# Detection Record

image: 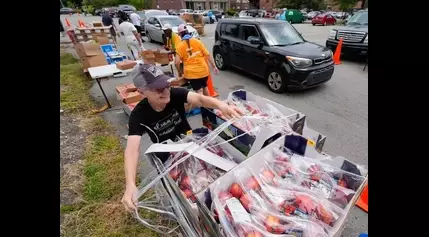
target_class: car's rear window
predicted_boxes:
[221,24,239,38]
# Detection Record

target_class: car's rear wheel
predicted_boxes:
[266,68,287,93]
[214,50,227,70]
[312,23,315,26]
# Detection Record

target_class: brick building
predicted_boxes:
[259,0,278,11]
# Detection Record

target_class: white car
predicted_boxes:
[178,9,193,16]
[145,15,199,44]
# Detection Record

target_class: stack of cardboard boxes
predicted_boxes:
[75,42,108,70]
[141,49,170,65]
[115,83,144,115]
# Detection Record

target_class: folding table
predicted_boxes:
[87,61,174,108]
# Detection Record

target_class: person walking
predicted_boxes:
[174,24,218,96]
[208,10,214,24]
[129,11,145,43]
[117,14,143,60]
[102,11,117,42]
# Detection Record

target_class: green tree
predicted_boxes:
[334,0,358,11]
[277,0,325,10]
[129,0,145,10]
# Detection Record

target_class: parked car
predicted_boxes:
[118,4,136,15]
[300,10,307,19]
[94,9,102,16]
[178,9,193,15]
[335,12,349,19]
[145,15,199,44]
[140,10,168,35]
[213,18,334,93]
[102,7,118,17]
[306,11,320,20]
[60,8,75,15]
[285,9,306,23]
[168,10,180,15]
[239,9,265,18]
[329,12,338,18]
[312,13,336,25]
[325,9,367,55]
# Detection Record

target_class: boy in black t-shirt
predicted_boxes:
[122,63,243,212]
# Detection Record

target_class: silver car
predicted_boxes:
[145,15,200,43]
[139,10,168,36]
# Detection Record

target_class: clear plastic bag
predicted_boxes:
[212,95,297,137]
[211,170,331,237]
[262,148,365,209]
[232,167,345,233]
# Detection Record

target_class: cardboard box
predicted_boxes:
[81,54,107,69]
[154,50,170,65]
[115,83,137,94]
[142,50,156,65]
[94,35,110,45]
[116,60,137,70]
[194,25,204,35]
[120,91,143,104]
[74,42,103,59]
[123,100,140,115]
[92,21,103,27]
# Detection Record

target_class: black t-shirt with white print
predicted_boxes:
[128,87,192,143]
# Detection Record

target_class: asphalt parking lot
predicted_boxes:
[60,15,368,236]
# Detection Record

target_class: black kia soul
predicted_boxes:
[213,18,335,93]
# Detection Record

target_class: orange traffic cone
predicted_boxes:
[65,18,72,28]
[207,73,219,97]
[356,184,368,212]
[78,20,85,27]
[205,59,219,97]
[333,37,343,65]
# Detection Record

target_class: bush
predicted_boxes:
[226,9,236,16]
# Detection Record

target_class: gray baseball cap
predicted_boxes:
[131,63,171,90]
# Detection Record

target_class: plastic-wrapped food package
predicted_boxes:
[212,95,296,136]
[232,168,344,232]
[211,173,330,237]
[263,148,365,209]
[167,134,238,203]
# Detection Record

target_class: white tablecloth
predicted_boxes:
[88,61,174,79]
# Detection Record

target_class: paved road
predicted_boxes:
[61,15,368,236]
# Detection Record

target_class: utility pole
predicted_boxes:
[60,0,64,8]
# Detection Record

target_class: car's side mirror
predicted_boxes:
[249,36,262,45]
[155,23,161,28]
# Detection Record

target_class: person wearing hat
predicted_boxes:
[121,63,243,212]
[162,24,181,53]
[174,24,218,96]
